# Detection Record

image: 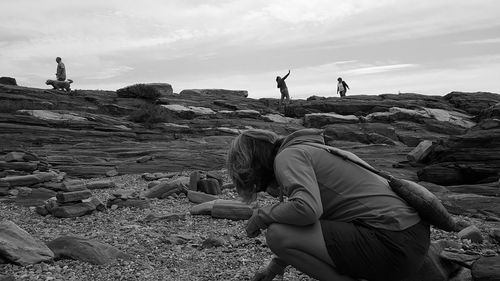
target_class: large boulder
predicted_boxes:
[0,220,54,265]
[0,77,17,86]
[46,236,131,265]
[144,83,173,97]
[444,92,500,115]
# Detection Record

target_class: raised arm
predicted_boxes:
[282,70,290,80]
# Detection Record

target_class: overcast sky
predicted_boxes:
[1,0,499,98]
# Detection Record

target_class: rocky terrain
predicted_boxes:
[0,78,499,281]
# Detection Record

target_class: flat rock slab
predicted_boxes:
[51,202,96,218]
[56,190,92,203]
[14,187,56,207]
[46,236,132,265]
[471,255,500,281]
[144,177,188,199]
[187,190,218,204]
[0,220,54,265]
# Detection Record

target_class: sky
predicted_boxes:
[1,0,499,99]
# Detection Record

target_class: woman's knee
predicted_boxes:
[265,224,288,254]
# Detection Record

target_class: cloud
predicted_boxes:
[457,38,500,45]
[344,64,417,75]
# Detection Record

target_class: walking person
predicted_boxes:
[227,128,430,281]
[337,77,349,97]
[276,70,291,107]
[55,57,66,81]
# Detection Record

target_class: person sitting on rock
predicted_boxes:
[227,128,430,281]
[276,70,291,107]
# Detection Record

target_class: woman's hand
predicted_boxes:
[246,209,267,238]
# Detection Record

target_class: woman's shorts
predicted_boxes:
[320,220,430,281]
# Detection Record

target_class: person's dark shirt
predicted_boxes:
[277,72,290,90]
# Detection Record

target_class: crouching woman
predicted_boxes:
[226,129,430,281]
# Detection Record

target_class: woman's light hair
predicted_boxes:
[227,129,281,202]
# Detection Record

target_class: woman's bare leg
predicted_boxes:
[265,222,357,281]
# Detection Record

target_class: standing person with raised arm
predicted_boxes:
[276,70,291,107]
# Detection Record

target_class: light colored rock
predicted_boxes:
[82,196,106,211]
[305,112,359,128]
[0,220,54,265]
[423,108,476,128]
[366,107,475,129]
[161,104,215,115]
[262,114,303,125]
[215,127,241,135]
[17,110,87,122]
[407,140,434,162]
[144,176,189,198]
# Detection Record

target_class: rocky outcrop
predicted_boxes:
[145,83,173,96]
[418,128,500,185]
[444,92,500,116]
[0,77,16,86]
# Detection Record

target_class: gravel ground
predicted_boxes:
[1,171,499,281]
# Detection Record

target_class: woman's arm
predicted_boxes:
[253,147,323,227]
[282,70,290,80]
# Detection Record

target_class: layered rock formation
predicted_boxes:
[1,83,499,217]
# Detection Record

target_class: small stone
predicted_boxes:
[197,178,221,195]
[458,225,484,244]
[201,235,225,249]
[111,205,118,210]
[35,206,49,216]
[106,169,119,177]
[189,171,200,191]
